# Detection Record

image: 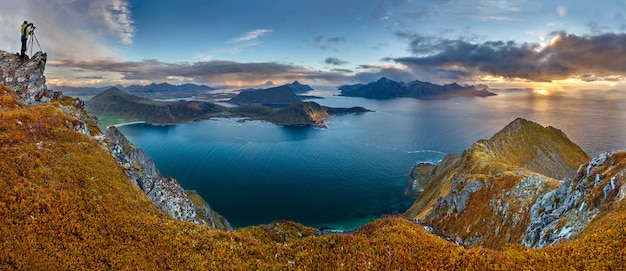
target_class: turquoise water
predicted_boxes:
[118,89,626,229]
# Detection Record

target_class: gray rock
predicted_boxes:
[522,152,624,248]
[0,50,53,104]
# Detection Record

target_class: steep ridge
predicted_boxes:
[404,118,626,249]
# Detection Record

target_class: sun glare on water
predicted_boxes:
[534,88,549,95]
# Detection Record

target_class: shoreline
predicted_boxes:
[111,121,146,128]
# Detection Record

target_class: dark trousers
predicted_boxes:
[20,39,27,58]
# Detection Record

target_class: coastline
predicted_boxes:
[111,121,146,128]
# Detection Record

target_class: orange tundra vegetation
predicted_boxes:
[1,84,626,270]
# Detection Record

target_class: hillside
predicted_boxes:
[2,50,626,269]
[85,87,226,124]
[339,77,495,99]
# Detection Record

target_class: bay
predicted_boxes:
[118,89,626,229]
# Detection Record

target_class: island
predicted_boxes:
[339,77,495,99]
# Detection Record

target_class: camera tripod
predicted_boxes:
[28,27,43,56]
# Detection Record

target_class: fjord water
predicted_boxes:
[118,89,626,229]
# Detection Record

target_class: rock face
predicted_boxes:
[405,118,594,249]
[103,126,231,230]
[523,152,626,248]
[339,77,495,99]
[0,50,56,104]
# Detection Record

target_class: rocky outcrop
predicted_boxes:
[405,118,592,249]
[523,152,626,248]
[0,50,56,104]
[103,126,231,230]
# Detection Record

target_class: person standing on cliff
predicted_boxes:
[20,20,34,60]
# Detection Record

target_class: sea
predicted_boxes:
[117,88,626,229]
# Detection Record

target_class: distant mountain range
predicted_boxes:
[53,82,215,99]
[339,77,495,99]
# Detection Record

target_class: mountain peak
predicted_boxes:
[480,118,590,179]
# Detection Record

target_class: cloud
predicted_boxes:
[390,32,626,83]
[314,35,347,50]
[325,57,348,65]
[0,0,133,61]
[90,0,135,44]
[47,58,352,87]
[229,29,272,43]
[557,6,567,19]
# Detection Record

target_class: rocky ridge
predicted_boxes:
[0,50,230,230]
[405,118,624,249]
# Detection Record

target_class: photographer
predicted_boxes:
[20,20,34,60]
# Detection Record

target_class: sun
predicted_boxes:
[533,88,549,95]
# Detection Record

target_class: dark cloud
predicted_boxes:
[391,31,626,82]
[49,58,351,86]
[325,57,348,65]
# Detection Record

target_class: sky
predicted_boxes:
[2,0,626,91]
